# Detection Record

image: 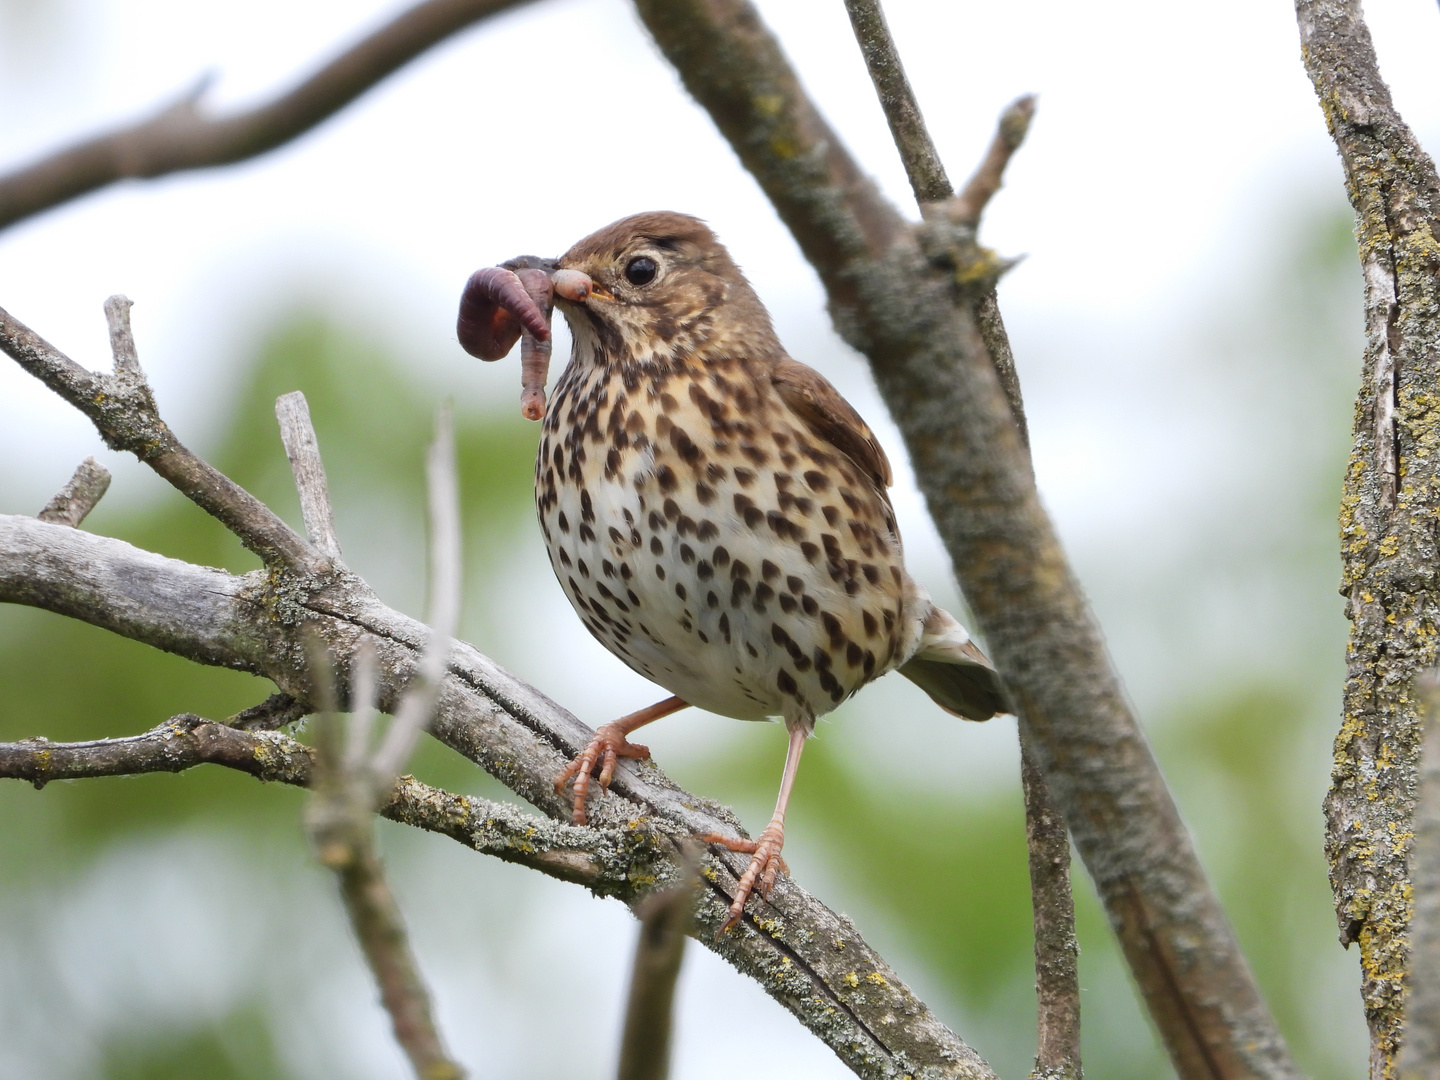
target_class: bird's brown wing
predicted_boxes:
[770,358,893,488]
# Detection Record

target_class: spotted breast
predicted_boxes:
[500,210,1007,931]
[536,346,916,730]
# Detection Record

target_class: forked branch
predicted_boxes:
[633,1,1297,1076]
[0,298,323,572]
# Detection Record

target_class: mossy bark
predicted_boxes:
[1296,1,1440,1075]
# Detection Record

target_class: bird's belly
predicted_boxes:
[536,408,907,724]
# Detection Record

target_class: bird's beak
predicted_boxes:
[552,268,614,303]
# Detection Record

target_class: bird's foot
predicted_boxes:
[701,821,788,933]
[554,722,652,825]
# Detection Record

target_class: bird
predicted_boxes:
[460,211,1009,932]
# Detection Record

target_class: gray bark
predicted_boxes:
[1294,1,1440,1075]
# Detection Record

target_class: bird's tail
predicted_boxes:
[898,605,1011,721]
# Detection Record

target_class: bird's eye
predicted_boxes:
[624,256,658,287]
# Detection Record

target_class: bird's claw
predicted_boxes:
[701,823,789,933]
[553,722,651,825]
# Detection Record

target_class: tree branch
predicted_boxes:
[306,637,464,1080]
[37,457,111,527]
[950,95,1036,227]
[371,406,461,788]
[300,408,466,1079]
[841,0,950,206]
[1295,1,1440,1073]
[228,692,309,731]
[1021,743,1081,1080]
[618,868,697,1080]
[0,0,538,232]
[0,298,324,572]
[634,2,1297,1077]
[277,392,343,562]
[0,714,617,887]
[1398,677,1440,1079]
[0,506,997,1079]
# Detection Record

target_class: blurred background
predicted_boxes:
[3,0,1436,1075]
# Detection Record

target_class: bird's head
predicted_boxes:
[551,211,781,365]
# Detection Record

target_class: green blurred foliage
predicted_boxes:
[0,199,1368,1078]
[95,1007,291,1080]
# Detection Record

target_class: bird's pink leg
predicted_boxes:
[555,695,689,825]
[703,722,808,933]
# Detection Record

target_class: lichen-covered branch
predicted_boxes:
[0,714,618,887]
[634,2,1296,1076]
[0,299,323,572]
[0,0,536,232]
[1021,743,1081,1080]
[1294,2,1440,1075]
[1398,679,1440,1080]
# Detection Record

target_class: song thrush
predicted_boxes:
[459,212,1009,931]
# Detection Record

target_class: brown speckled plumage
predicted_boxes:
[516,212,1007,929]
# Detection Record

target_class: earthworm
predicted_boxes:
[456,266,549,362]
[513,267,554,421]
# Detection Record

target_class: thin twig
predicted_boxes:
[1021,741,1081,1080]
[335,847,464,1080]
[1399,674,1440,1078]
[346,638,380,770]
[276,392,343,561]
[371,405,461,789]
[974,292,1030,454]
[37,457,111,527]
[227,692,309,731]
[104,295,141,375]
[950,96,1036,226]
[298,408,466,1080]
[306,671,465,1080]
[975,225,1073,1075]
[617,861,698,1080]
[0,299,324,572]
[0,0,538,233]
[842,0,951,206]
[0,715,609,886]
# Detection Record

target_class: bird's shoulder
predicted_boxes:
[763,355,893,489]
